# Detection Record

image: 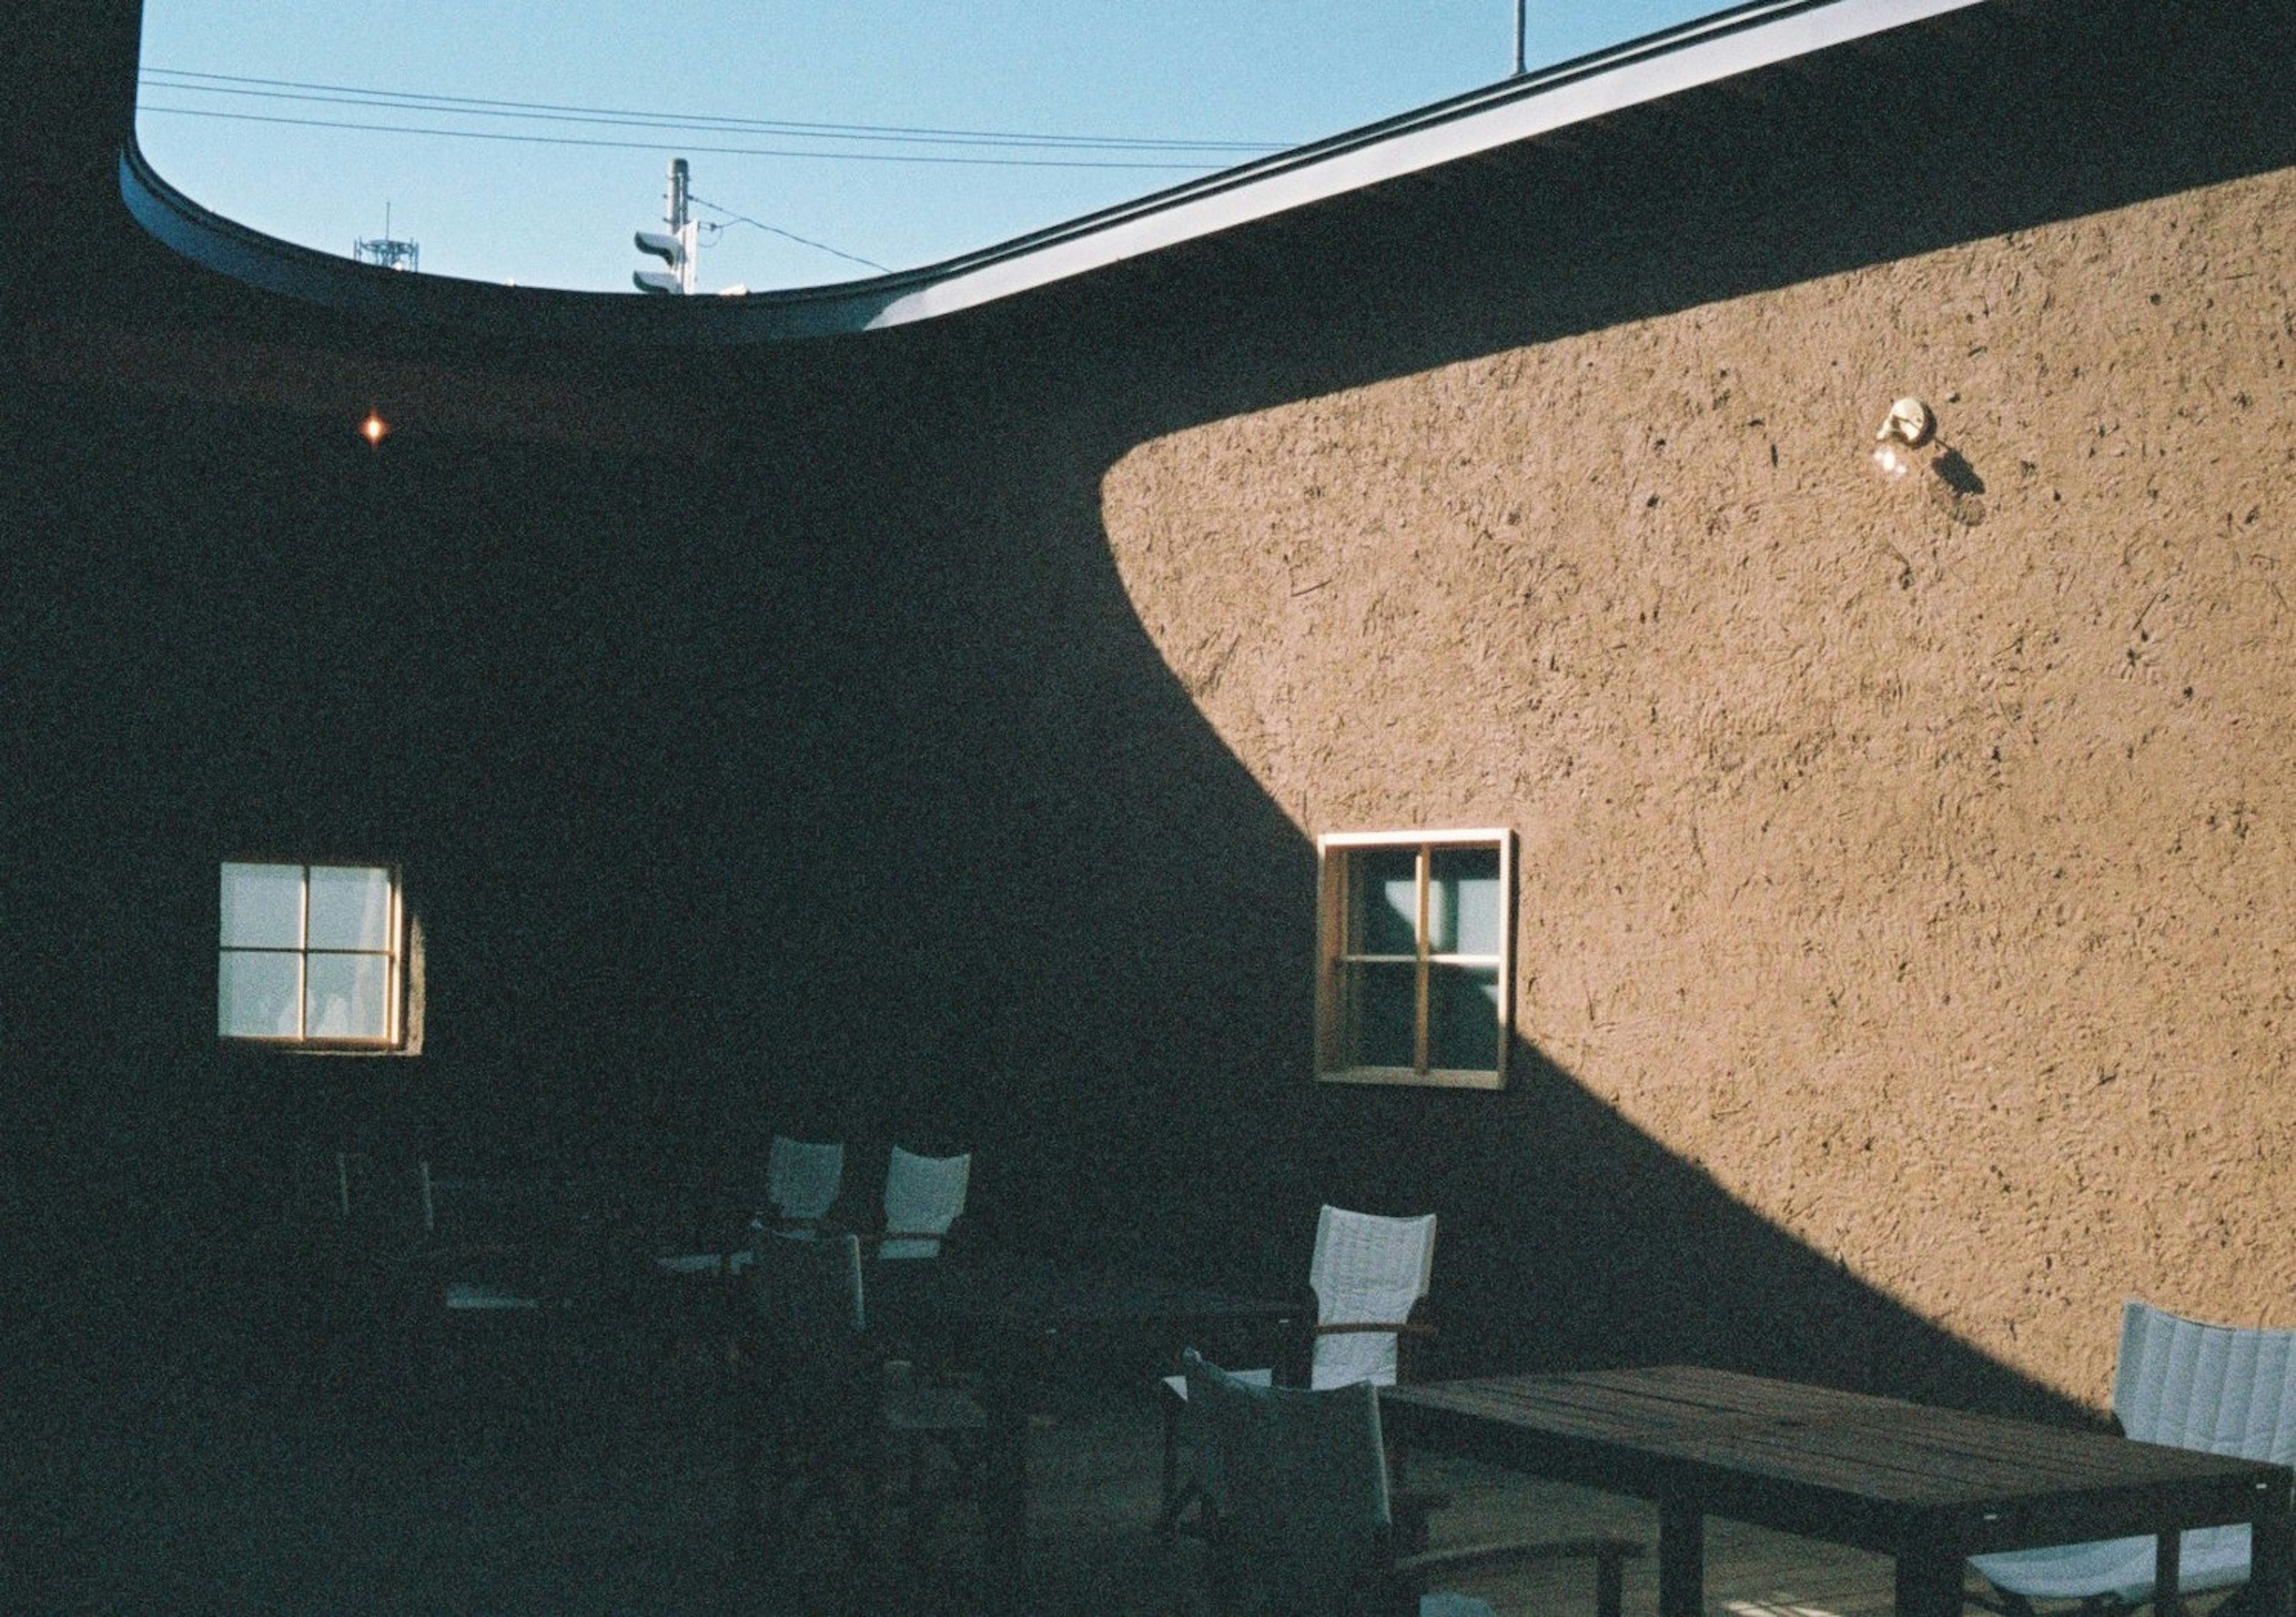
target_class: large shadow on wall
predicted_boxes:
[752,0,2294,1425]
[1004,0,2296,442]
[773,387,2089,1425]
[6,0,2285,1418]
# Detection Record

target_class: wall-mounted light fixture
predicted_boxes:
[1872,396,1935,478]
[1869,395,1989,525]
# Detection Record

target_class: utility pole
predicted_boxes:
[633,157,697,295]
[1514,0,1528,76]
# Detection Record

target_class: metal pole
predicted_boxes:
[1515,0,1527,75]
[667,158,697,295]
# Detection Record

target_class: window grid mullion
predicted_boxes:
[1316,829,1510,1088]
[296,863,312,1041]
[389,879,402,1043]
[219,861,408,1049]
[1413,845,1431,1075]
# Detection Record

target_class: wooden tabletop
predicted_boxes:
[1382,1364,2291,1558]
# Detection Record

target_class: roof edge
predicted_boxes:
[121,0,1989,346]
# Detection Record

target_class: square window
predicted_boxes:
[219,861,410,1049]
[1316,830,1512,1088]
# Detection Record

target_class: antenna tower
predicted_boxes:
[353,205,420,272]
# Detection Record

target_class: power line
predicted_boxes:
[136,105,1244,172]
[138,68,1287,157]
[688,194,890,274]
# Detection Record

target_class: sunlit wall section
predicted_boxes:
[1100,169,2296,1407]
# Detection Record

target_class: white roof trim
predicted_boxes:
[121,0,1990,343]
[866,0,1987,331]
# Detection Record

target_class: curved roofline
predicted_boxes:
[122,0,1986,346]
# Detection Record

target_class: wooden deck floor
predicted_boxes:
[1023,1399,2242,1617]
[1021,1395,1906,1617]
[8,1328,2230,1617]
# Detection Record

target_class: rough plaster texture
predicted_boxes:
[1100,169,2296,1409]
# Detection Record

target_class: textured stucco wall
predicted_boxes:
[1100,169,2296,1408]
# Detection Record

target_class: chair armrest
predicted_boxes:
[1310,1297,1440,1387]
[1398,1534,1644,1617]
[1297,1290,1439,1340]
[859,1212,967,1255]
[1270,1283,1443,1386]
[1351,1530,1641,1617]
[1401,1534,1644,1581]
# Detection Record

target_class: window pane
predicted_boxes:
[1342,961,1418,1068]
[1428,963,1501,1072]
[220,862,303,949]
[1429,846,1501,956]
[309,866,392,952]
[307,955,390,1040]
[1346,848,1419,955]
[220,951,301,1037]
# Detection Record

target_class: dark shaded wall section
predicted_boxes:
[4,0,2286,1416]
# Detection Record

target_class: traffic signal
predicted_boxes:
[633,229,685,295]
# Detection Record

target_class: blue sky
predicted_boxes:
[135,1,1742,295]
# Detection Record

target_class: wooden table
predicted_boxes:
[872,1255,1308,1601]
[1380,1364,2294,1617]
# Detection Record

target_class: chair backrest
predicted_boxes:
[881,1147,970,1260]
[749,1230,875,1441]
[1307,1205,1438,1390]
[766,1135,845,1225]
[1184,1347,1393,1616]
[2115,1298,2296,1462]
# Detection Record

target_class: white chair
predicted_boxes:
[1183,1349,1636,1617]
[1160,1205,1439,1536]
[765,1135,845,1229]
[877,1147,970,1260]
[1969,1299,2296,1613]
[656,1139,851,1278]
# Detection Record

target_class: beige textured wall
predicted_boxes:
[1100,169,2296,1408]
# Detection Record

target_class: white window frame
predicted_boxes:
[1315,829,1514,1090]
[218,860,410,1051]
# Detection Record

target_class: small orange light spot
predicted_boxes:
[361,411,389,446]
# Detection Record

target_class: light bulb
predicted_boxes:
[1871,397,1934,479]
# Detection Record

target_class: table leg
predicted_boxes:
[2155,1529,2182,1617]
[981,1367,1031,1605]
[1894,1546,1965,1617]
[1659,1498,1705,1617]
[2254,1476,2295,1617]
